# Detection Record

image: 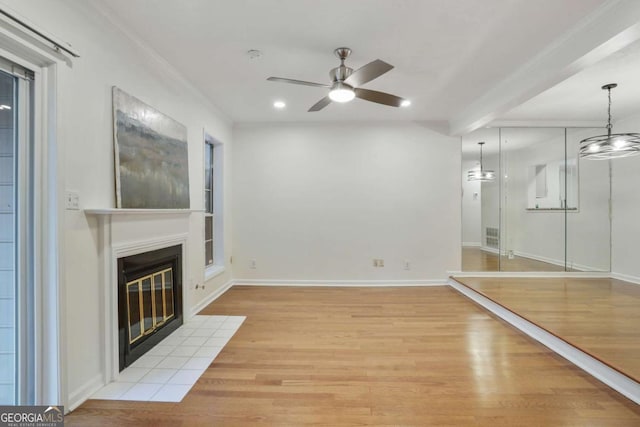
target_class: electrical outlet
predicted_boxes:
[404,260,411,270]
[379,259,384,267]
[373,259,378,267]
[65,190,80,210]
[250,259,257,269]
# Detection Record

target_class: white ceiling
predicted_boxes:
[95,0,609,125]
[461,35,640,155]
[498,38,640,122]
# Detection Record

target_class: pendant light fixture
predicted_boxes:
[468,142,495,181]
[579,83,640,160]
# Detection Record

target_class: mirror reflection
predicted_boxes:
[461,129,500,271]
[526,159,577,210]
[461,127,610,272]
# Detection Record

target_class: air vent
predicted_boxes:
[485,227,499,249]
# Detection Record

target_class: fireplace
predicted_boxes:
[117,244,183,370]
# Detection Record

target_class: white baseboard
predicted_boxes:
[190,279,234,317]
[462,242,481,247]
[610,272,640,286]
[448,278,640,404]
[512,250,603,272]
[513,250,564,267]
[470,247,604,273]
[480,246,500,255]
[234,279,447,287]
[450,270,611,278]
[67,373,104,413]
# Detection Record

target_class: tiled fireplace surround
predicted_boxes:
[85,210,240,403]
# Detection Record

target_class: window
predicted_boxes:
[204,133,224,274]
[204,140,214,266]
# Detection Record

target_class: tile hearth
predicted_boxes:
[91,314,245,402]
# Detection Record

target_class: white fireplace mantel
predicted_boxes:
[85,208,202,215]
[86,208,195,383]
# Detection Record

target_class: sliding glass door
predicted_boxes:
[0,58,33,405]
[0,66,17,404]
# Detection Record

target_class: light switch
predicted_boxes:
[65,191,80,210]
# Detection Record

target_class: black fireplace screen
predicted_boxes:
[118,245,183,370]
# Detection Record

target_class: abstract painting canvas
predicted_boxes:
[113,87,190,208]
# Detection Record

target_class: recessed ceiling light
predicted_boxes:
[273,101,286,109]
[400,99,411,107]
[247,49,262,60]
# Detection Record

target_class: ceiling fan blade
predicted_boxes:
[344,59,393,87]
[267,77,330,88]
[354,88,404,107]
[308,96,332,112]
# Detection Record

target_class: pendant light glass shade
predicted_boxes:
[579,83,640,160]
[328,82,355,103]
[467,169,496,181]
[467,142,495,182]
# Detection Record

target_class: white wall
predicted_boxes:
[232,122,461,281]
[0,0,233,408]
[461,156,481,246]
[611,112,640,281]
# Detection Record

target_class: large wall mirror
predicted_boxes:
[461,127,610,272]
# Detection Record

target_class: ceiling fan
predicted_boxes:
[267,47,407,112]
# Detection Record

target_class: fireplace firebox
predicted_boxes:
[118,245,183,370]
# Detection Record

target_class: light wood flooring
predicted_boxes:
[453,276,640,384]
[67,286,640,426]
[462,247,571,272]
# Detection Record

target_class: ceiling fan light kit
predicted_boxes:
[328,82,355,103]
[267,47,407,112]
[579,83,640,160]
